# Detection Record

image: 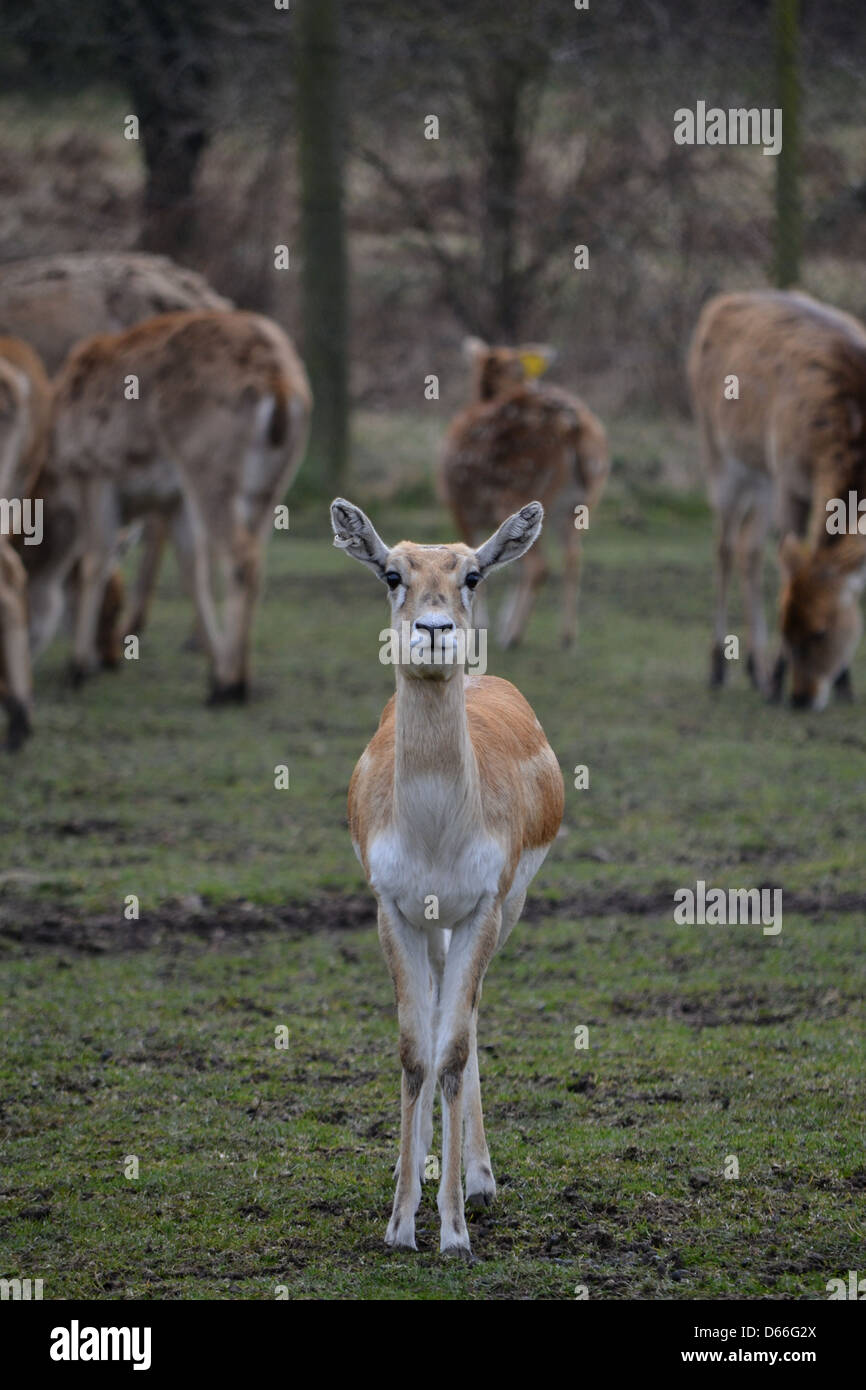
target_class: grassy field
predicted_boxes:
[1,446,863,1300]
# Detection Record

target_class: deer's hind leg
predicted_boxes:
[498,540,547,648]
[123,514,168,637]
[70,480,121,685]
[213,520,265,702]
[560,505,583,649]
[170,485,245,704]
[183,504,262,704]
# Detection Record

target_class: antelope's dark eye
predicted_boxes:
[465,571,482,590]
[384,571,402,591]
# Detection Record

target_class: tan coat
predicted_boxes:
[439,341,609,646]
[689,289,866,706]
[29,310,311,700]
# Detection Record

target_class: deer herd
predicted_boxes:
[4,251,866,1254]
[3,256,865,752]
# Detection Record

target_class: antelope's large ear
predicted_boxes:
[517,343,557,379]
[330,498,390,577]
[779,533,805,575]
[462,336,489,363]
[475,502,544,575]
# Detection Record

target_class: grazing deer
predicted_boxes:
[439,338,609,648]
[331,498,564,1256]
[689,289,866,708]
[0,338,51,748]
[26,310,311,701]
[0,251,233,640]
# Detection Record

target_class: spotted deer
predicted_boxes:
[439,338,609,648]
[27,310,311,701]
[331,498,564,1256]
[0,251,233,638]
[0,337,51,748]
[689,289,866,708]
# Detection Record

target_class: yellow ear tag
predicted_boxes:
[519,352,549,380]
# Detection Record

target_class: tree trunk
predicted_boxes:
[296,0,349,492]
[478,61,525,342]
[773,0,801,288]
[107,1,214,260]
[137,110,209,257]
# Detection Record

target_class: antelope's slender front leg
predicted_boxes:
[436,895,500,1255]
[378,900,433,1251]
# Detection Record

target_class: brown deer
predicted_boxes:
[0,338,51,748]
[689,289,866,708]
[26,310,311,702]
[438,338,609,648]
[331,498,564,1256]
[0,252,233,639]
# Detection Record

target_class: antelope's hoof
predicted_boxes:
[440,1243,475,1263]
[767,663,786,703]
[68,661,92,689]
[709,645,726,688]
[466,1189,493,1211]
[834,669,853,702]
[4,700,32,752]
[207,679,248,706]
[385,1218,417,1251]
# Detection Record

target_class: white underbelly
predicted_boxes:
[367,828,505,931]
[364,835,550,935]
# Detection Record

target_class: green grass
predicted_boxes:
[1,455,864,1299]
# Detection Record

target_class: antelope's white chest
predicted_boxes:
[362,775,506,930]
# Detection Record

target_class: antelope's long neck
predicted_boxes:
[392,669,481,820]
